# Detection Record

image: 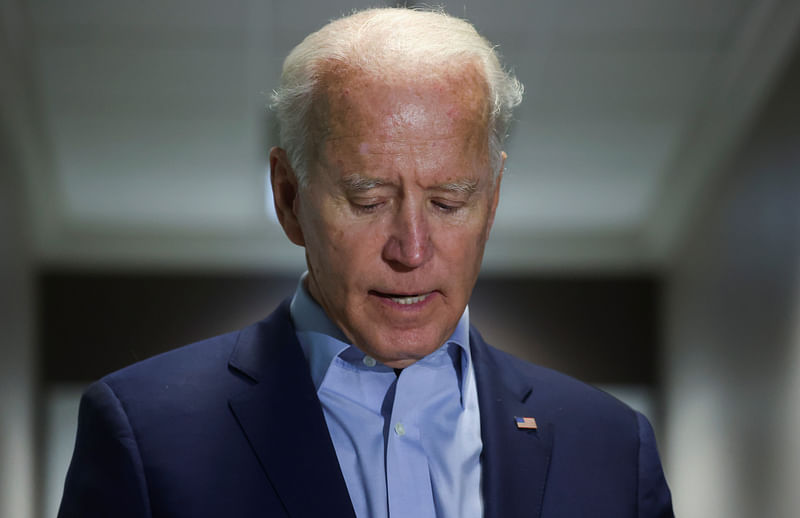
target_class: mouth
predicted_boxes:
[370,290,434,306]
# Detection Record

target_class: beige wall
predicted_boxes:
[664,43,800,518]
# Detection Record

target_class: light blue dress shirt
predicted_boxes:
[290,274,484,518]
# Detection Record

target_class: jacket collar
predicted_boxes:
[227,300,356,518]
[471,326,553,518]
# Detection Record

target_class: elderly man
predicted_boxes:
[59,8,673,518]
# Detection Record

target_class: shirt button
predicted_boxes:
[362,356,376,367]
[394,422,406,436]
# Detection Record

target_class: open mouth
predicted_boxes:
[371,291,433,305]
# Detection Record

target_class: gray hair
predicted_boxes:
[271,7,523,186]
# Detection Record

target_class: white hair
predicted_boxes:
[271,7,523,185]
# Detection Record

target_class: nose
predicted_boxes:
[382,202,432,270]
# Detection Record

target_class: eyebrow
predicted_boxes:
[340,174,390,192]
[339,174,478,195]
[436,180,478,195]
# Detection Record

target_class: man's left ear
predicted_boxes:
[269,147,305,247]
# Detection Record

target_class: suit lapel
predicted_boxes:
[227,301,356,518]
[471,328,553,518]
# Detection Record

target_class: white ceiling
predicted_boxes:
[7,0,800,272]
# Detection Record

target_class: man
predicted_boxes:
[59,8,673,518]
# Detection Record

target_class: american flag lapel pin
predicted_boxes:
[515,416,537,430]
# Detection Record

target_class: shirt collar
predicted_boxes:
[289,272,472,393]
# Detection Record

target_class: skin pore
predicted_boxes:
[270,63,504,368]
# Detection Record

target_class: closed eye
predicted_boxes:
[431,199,462,213]
[351,200,385,214]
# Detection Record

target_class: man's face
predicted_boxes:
[272,66,502,368]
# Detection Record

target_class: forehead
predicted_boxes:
[313,63,490,146]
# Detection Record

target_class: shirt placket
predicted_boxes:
[385,363,437,518]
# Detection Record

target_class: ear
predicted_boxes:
[269,147,305,246]
[485,151,505,239]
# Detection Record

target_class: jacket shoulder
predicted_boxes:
[473,333,674,517]
[101,329,242,390]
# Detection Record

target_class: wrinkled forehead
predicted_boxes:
[310,62,491,146]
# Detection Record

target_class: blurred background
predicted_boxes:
[1,0,799,516]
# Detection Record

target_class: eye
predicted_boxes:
[431,199,462,213]
[351,200,385,214]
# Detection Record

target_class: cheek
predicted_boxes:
[312,219,379,276]
[437,226,484,263]
[301,200,345,250]
[438,212,492,267]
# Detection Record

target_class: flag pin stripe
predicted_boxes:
[515,416,537,430]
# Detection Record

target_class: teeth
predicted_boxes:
[390,293,430,305]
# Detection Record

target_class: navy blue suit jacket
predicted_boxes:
[59,300,673,517]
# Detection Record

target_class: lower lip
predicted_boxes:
[371,291,437,310]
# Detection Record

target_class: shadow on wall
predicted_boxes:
[38,271,661,386]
